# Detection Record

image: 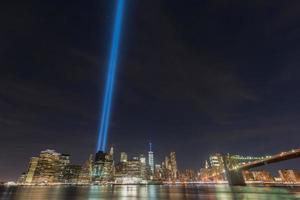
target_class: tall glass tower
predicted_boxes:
[148,142,154,173]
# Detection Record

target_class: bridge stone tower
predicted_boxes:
[223,155,246,186]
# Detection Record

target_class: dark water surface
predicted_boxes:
[1,185,300,200]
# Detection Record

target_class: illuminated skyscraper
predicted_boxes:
[32,149,62,183]
[139,154,147,180]
[93,147,114,182]
[93,151,105,182]
[120,152,128,163]
[126,157,141,177]
[140,154,146,164]
[115,154,149,184]
[162,152,178,181]
[170,152,178,180]
[148,142,154,173]
[102,147,115,181]
[154,164,163,180]
[78,154,93,184]
[165,156,171,170]
[209,153,224,169]
[24,157,39,184]
[109,146,114,160]
[58,154,70,182]
[63,165,81,184]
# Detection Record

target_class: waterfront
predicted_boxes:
[1,185,300,200]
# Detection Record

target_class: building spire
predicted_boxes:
[148,142,154,174]
[149,142,152,152]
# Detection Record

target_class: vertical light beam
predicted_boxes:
[97,0,125,152]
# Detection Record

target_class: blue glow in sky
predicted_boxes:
[97,0,125,152]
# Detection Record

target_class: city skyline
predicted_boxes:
[2,141,300,181]
[12,146,300,185]
[2,0,300,182]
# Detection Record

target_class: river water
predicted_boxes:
[1,185,300,200]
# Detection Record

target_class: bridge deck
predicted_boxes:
[237,149,300,171]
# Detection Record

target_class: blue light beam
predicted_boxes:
[97,0,125,152]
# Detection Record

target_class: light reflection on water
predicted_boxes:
[1,185,300,200]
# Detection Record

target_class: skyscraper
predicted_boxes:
[32,149,62,184]
[63,165,81,184]
[78,154,93,184]
[126,156,141,178]
[24,157,39,184]
[170,152,178,180]
[101,147,115,182]
[58,154,70,182]
[209,153,224,169]
[93,147,114,182]
[139,154,147,180]
[148,142,154,174]
[120,152,128,163]
[154,164,163,180]
[162,152,178,181]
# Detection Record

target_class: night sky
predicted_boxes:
[1,1,300,181]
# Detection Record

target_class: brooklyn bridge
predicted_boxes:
[222,149,300,186]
